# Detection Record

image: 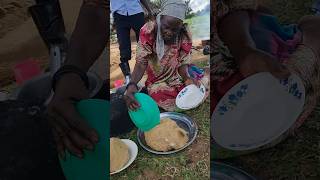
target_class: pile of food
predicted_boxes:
[110,138,129,173]
[145,118,189,152]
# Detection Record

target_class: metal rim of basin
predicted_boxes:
[211,161,256,180]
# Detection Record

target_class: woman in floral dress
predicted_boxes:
[211,0,320,158]
[124,0,209,112]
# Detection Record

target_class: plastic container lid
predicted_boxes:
[176,84,206,110]
[59,99,109,180]
[128,93,160,132]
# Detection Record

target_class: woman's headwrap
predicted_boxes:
[156,0,187,60]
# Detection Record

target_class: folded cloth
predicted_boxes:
[187,64,205,80]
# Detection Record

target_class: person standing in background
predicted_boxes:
[110,0,153,84]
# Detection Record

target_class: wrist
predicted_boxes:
[64,61,89,72]
[55,74,85,90]
[126,82,138,91]
[52,65,89,92]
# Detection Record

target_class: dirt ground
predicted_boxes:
[0,0,106,88]
[111,99,211,180]
[134,137,210,180]
[0,0,33,39]
[0,0,80,87]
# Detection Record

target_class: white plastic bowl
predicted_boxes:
[176,84,206,110]
[110,139,138,175]
[211,72,305,151]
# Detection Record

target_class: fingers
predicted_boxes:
[124,89,140,111]
[129,95,140,110]
[187,78,201,87]
[48,108,95,159]
[52,129,66,161]
[46,74,96,159]
[68,130,94,151]
[54,101,99,144]
[47,112,71,142]
[62,136,84,159]
[50,116,84,159]
[194,79,201,87]
[185,78,201,87]
[130,102,140,110]
[125,94,140,111]
[50,110,94,151]
[47,111,71,135]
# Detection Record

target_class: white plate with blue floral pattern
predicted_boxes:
[176,84,206,110]
[211,72,305,151]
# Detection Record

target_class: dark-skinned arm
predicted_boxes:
[124,62,147,110]
[178,64,200,86]
[130,62,148,84]
[178,64,189,81]
[218,10,289,78]
[218,11,255,63]
[65,1,108,71]
[48,1,108,159]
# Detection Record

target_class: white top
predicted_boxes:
[110,0,144,16]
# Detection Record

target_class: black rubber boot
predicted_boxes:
[119,62,131,77]
[29,0,67,50]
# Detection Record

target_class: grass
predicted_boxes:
[217,0,320,179]
[223,109,320,179]
[111,101,210,180]
[111,58,210,179]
